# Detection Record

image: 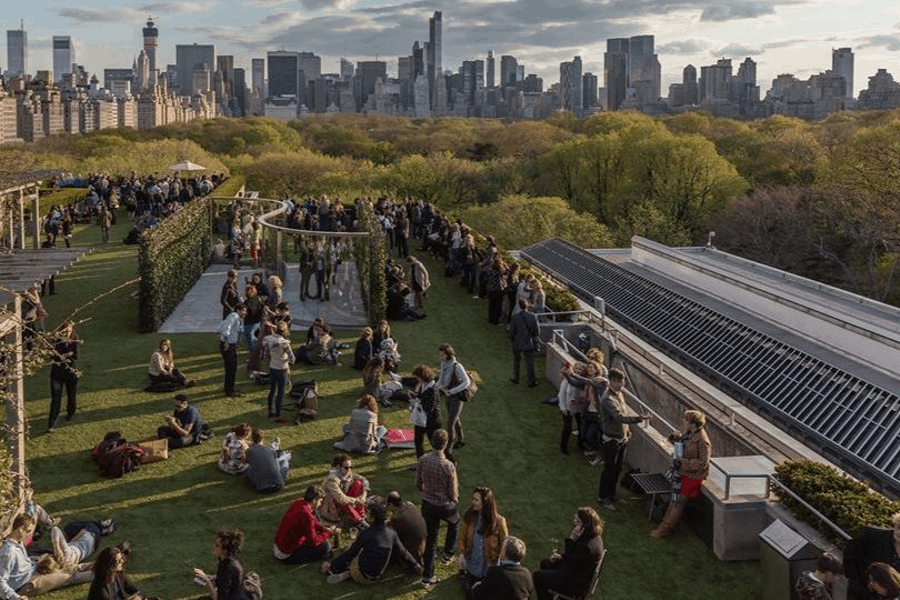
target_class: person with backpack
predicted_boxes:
[156,394,205,449]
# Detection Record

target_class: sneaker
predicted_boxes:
[327,571,350,584]
[509,378,519,385]
[528,381,539,389]
[589,457,604,467]
[440,552,454,565]
[422,576,440,588]
[100,519,119,535]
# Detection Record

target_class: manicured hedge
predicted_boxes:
[354,200,387,323]
[138,199,212,332]
[775,459,900,544]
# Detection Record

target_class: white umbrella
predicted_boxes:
[168,160,206,171]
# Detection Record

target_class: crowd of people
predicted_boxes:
[10,188,889,600]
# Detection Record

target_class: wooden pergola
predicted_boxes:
[1,180,91,504]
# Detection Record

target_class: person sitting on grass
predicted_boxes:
[0,513,117,600]
[245,428,291,494]
[333,395,388,455]
[387,491,427,564]
[192,529,257,600]
[156,394,205,449]
[320,496,423,585]
[317,454,369,528]
[88,546,155,600]
[218,423,251,476]
[273,485,336,565]
[147,339,195,390]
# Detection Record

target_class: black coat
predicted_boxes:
[472,562,534,600]
[844,527,899,600]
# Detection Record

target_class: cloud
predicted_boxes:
[857,35,900,52]
[56,7,143,24]
[714,43,761,57]
[657,39,709,54]
[139,2,216,13]
[700,1,777,22]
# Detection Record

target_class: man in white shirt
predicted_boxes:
[216,303,247,397]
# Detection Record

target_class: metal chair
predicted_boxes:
[548,548,607,600]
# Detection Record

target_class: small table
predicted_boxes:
[629,472,671,521]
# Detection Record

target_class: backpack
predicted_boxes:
[242,571,263,600]
[290,379,319,422]
[92,431,144,478]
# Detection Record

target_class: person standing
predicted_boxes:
[411,363,441,460]
[220,270,240,320]
[650,410,712,538]
[436,344,471,455]
[48,321,80,433]
[98,204,111,244]
[458,486,509,594]
[262,323,294,422]
[406,255,430,310]
[509,298,540,388]
[216,304,247,398]
[416,429,460,588]
[597,369,651,511]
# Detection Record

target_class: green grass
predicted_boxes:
[20,220,761,599]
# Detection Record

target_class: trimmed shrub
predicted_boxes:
[775,459,900,544]
[138,199,212,332]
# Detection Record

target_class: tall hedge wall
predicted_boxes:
[138,200,212,332]
[353,201,387,323]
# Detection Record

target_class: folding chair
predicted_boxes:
[548,548,607,600]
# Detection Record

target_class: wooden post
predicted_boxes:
[17,188,25,250]
[31,188,40,250]
[3,298,27,502]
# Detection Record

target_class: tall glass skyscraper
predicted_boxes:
[6,28,27,76]
[53,36,75,84]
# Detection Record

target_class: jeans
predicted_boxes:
[280,540,331,565]
[267,368,289,416]
[580,416,601,451]
[220,341,238,394]
[157,426,194,449]
[244,322,260,353]
[421,500,460,579]
[598,438,628,501]
[52,521,100,563]
[414,417,441,459]
[446,396,465,451]
[512,348,536,384]
[277,450,290,482]
[49,371,78,428]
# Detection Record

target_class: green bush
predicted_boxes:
[775,459,900,543]
[212,174,246,198]
[353,200,387,323]
[138,199,212,332]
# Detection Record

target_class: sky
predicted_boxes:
[3,0,900,98]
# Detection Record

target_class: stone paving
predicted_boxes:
[159,261,368,334]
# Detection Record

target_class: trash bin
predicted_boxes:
[759,519,821,600]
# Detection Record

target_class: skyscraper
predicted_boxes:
[251,58,265,97]
[52,36,75,84]
[143,17,158,86]
[297,52,321,85]
[583,72,599,109]
[427,11,442,109]
[500,55,517,87]
[267,51,299,98]
[486,51,495,89]
[340,58,354,81]
[832,47,854,98]
[683,65,698,105]
[629,35,653,90]
[6,27,26,77]
[175,43,215,96]
[560,56,583,114]
[217,55,234,97]
[604,38,629,110]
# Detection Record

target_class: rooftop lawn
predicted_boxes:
[19,213,761,599]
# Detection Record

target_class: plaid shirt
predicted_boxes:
[416,450,458,506]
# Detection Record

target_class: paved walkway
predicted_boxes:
[159,261,368,334]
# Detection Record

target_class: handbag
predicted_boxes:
[409,400,428,428]
[449,364,478,402]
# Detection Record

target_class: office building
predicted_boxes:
[683,65,698,105]
[500,55,517,87]
[53,36,75,84]
[427,11,442,108]
[340,58,354,81]
[832,47,854,98]
[7,28,27,77]
[298,52,321,85]
[629,35,653,91]
[233,68,247,116]
[605,38,629,111]
[143,18,158,86]
[486,51,495,88]
[356,60,387,110]
[583,72,598,109]
[559,56,583,114]
[217,55,235,97]
[267,51,299,98]
[175,43,215,96]
[104,68,134,93]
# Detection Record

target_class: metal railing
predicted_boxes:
[766,475,852,541]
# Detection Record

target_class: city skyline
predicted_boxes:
[2,1,900,97]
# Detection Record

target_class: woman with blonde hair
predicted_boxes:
[148,338,194,388]
[334,395,387,454]
[650,409,711,538]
